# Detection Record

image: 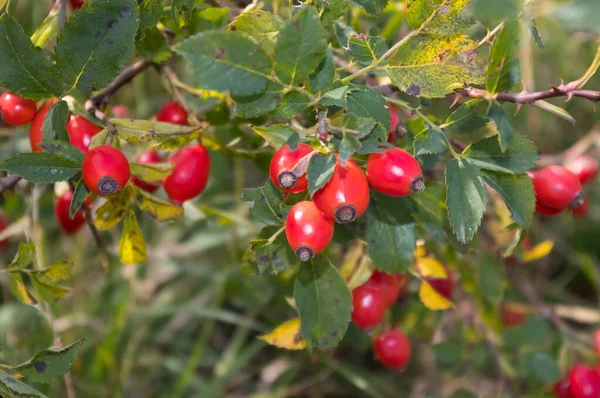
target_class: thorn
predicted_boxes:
[450,93,462,108]
[593,102,597,112]
[565,93,574,102]
[514,104,522,115]
[520,81,528,93]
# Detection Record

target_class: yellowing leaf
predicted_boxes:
[340,241,373,291]
[136,189,183,222]
[119,210,147,265]
[522,240,554,263]
[419,280,454,310]
[32,261,72,285]
[258,318,306,350]
[31,275,69,303]
[9,272,36,305]
[414,246,427,259]
[94,186,132,231]
[416,257,447,279]
[130,161,174,182]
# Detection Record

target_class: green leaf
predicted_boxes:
[9,272,37,305]
[414,124,447,155]
[229,10,284,55]
[69,179,89,219]
[338,133,361,165]
[432,341,462,365]
[274,7,327,86]
[446,158,488,243]
[176,30,272,96]
[0,15,62,99]
[486,103,513,150]
[119,210,147,264]
[528,352,560,383]
[487,20,520,94]
[14,339,85,384]
[242,180,285,226]
[252,125,296,149]
[464,135,538,174]
[273,91,311,119]
[8,240,36,270]
[110,118,199,144]
[320,0,349,25]
[31,261,72,285]
[135,189,184,222]
[136,26,172,63]
[307,152,337,197]
[530,19,545,50]
[308,48,335,96]
[347,34,388,64]
[130,161,173,182]
[55,0,139,92]
[478,256,505,305]
[294,256,352,350]
[0,371,48,397]
[334,20,356,48]
[253,229,299,274]
[365,195,417,273]
[406,0,475,38]
[41,101,70,142]
[233,81,283,119]
[0,153,80,183]
[31,276,69,303]
[443,100,488,134]
[386,34,485,98]
[348,0,387,16]
[482,171,535,228]
[37,141,84,166]
[138,0,162,33]
[320,86,350,109]
[347,85,391,130]
[171,0,195,23]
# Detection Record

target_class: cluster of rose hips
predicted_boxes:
[528,156,597,217]
[553,331,600,398]
[271,143,425,261]
[1,92,211,234]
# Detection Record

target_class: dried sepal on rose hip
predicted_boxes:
[82,145,130,196]
[374,329,411,370]
[367,148,424,197]
[269,143,314,193]
[312,158,369,224]
[163,145,211,204]
[285,201,333,262]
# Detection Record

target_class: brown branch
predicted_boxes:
[89,59,152,109]
[0,175,22,194]
[460,86,600,106]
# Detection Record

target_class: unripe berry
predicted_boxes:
[531,166,585,211]
[29,98,59,152]
[66,116,102,153]
[367,148,424,197]
[566,156,598,185]
[285,201,334,261]
[163,145,210,203]
[387,104,400,143]
[500,303,527,327]
[82,145,130,196]
[312,158,370,223]
[157,101,188,125]
[364,271,401,307]
[0,216,9,248]
[54,191,90,234]
[554,375,571,398]
[131,151,163,193]
[573,196,589,217]
[569,364,600,398]
[374,329,411,370]
[0,92,36,126]
[269,143,313,193]
[351,284,387,330]
[424,265,453,300]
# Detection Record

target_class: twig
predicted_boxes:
[0,175,22,194]
[478,22,505,47]
[89,59,152,109]
[460,86,600,106]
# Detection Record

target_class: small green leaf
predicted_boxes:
[530,19,545,50]
[55,0,139,92]
[414,124,447,155]
[31,276,69,303]
[528,352,560,383]
[229,10,284,55]
[37,141,84,166]
[487,20,520,94]
[0,371,48,397]
[111,118,199,144]
[464,135,538,174]
[119,210,147,264]
[347,85,391,130]
[0,153,80,183]
[136,26,171,63]
[320,86,350,109]
[9,272,37,305]
[69,179,89,219]
[406,0,475,38]
[307,152,337,197]
[41,101,70,142]
[482,171,535,228]
[252,229,299,274]
[31,261,72,286]
[337,133,361,165]
[8,240,36,270]
[171,0,195,23]
[176,30,272,96]
[0,14,63,99]
[487,103,513,150]
[294,256,352,350]
[320,0,348,25]
[252,125,297,149]
[233,82,283,119]
[446,158,488,243]
[242,180,285,226]
[138,0,162,33]
[308,48,334,96]
[14,339,85,384]
[348,0,387,15]
[273,90,311,119]
[274,7,327,86]
[348,34,388,64]
[135,189,183,222]
[443,100,488,134]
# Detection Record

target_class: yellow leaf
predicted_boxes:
[119,210,147,265]
[340,241,373,291]
[522,240,554,263]
[94,186,133,231]
[419,280,454,310]
[136,189,183,222]
[416,257,447,279]
[9,273,36,305]
[258,318,306,350]
[32,261,72,285]
[414,246,427,259]
[130,161,174,182]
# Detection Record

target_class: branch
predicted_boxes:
[460,86,600,106]
[89,59,152,109]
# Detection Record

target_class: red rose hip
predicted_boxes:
[500,303,527,327]
[0,216,9,248]
[66,116,103,153]
[54,191,89,234]
[351,284,387,330]
[566,156,598,185]
[367,148,424,197]
[82,145,130,196]
[313,158,370,223]
[269,143,313,193]
[569,364,600,398]
[374,329,411,370]
[131,150,163,193]
[364,271,401,307]
[163,145,210,203]
[69,0,85,9]
[285,201,333,261]
[157,101,188,125]
[531,166,585,211]
[29,98,59,152]
[554,374,571,398]
[0,92,37,126]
